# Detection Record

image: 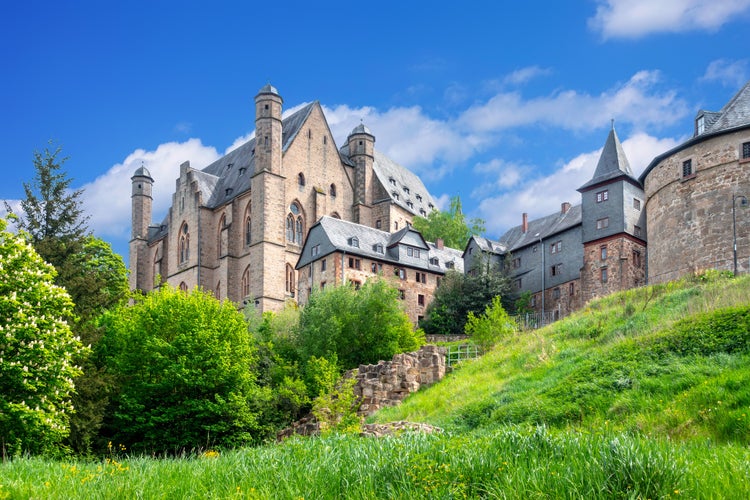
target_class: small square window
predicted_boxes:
[596,217,609,230]
[596,190,609,203]
[633,198,641,210]
[634,225,642,237]
[552,287,560,299]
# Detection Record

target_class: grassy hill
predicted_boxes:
[375,271,750,444]
[3,272,750,499]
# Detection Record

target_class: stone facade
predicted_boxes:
[580,235,646,301]
[642,129,750,283]
[130,84,437,314]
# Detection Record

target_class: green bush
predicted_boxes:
[100,286,268,453]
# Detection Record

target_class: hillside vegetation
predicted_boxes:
[375,271,750,444]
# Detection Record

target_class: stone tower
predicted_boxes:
[348,123,375,227]
[129,165,154,291]
[250,84,287,309]
[578,125,647,302]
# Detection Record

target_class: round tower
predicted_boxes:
[130,165,154,292]
[254,84,283,174]
[131,165,154,240]
[347,123,375,225]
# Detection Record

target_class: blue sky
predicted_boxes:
[2,0,750,261]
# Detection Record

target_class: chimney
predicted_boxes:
[522,213,528,233]
[436,237,444,250]
[561,202,571,214]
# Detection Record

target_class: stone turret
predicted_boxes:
[254,84,283,175]
[347,123,375,226]
[129,165,154,291]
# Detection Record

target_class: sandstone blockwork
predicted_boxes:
[353,345,447,416]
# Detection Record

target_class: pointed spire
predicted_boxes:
[578,126,635,192]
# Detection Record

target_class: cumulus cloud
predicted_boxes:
[701,59,750,88]
[589,0,750,39]
[81,139,220,240]
[475,132,681,238]
[458,71,688,133]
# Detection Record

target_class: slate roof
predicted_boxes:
[475,204,582,257]
[640,80,750,184]
[338,143,437,217]
[578,127,638,192]
[296,216,463,273]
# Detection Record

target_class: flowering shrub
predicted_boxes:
[0,216,86,456]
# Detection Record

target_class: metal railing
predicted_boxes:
[446,344,482,368]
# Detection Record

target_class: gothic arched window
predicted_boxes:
[179,222,190,264]
[330,183,336,197]
[179,281,188,292]
[287,202,304,244]
[244,202,252,246]
[218,214,226,258]
[298,173,305,187]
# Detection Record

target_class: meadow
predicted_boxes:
[2,272,750,499]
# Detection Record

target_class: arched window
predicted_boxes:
[179,222,190,264]
[215,281,221,300]
[330,212,341,219]
[153,251,162,284]
[330,183,336,197]
[241,266,251,298]
[218,214,226,257]
[244,202,252,246]
[179,281,188,292]
[286,202,304,244]
[298,173,305,187]
[286,264,296,297]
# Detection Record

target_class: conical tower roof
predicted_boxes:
[578,126,637,191]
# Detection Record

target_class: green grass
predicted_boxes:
[2,429,749,499]
[3,272,750,498]
[375,273,750,444]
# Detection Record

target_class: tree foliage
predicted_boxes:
[100,286,268,453]
[464,296,516,351]
[421,267,512,337]
[411,196,485,250]
[0,216,86,456]
[4,143,89,271]
[297,279,423,370]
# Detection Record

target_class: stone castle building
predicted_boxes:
[130,84,440,312]
[465,81,749,319]
[131,81,750,322]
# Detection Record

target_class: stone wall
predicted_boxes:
[353,345,446,415]
[644,130,750,283]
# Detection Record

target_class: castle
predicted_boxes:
[465,80,750,319]
[129,84,453,318]
[130,81,750,322]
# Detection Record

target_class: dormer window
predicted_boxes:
[697,115,705,135]
[225,188,233,196]
[389,177,396,186]
[430,257,439,266]
[403,187,410,194]
[446,261,455,269]
[416,194,422,202]
[239,167,246,175]
[373,243,384,253]
[407,247,420,258]
[419,209,426,216]
[407,201,414,209]
[428,203,434,210]
[392,192,399,201]
[226,162,233,170]
[348,237,359,248]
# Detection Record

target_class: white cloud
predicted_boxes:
[589,0,750,39]
[503,66,553,86]
[475,132,681,238]
[81,139,220,240]
[458,71,688,133]
[701,58,750,88]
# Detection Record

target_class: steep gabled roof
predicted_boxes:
[498,204,582,253]
[578,127,638,192]
[296,216,462,273]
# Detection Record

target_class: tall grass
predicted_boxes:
[2,428,749,499]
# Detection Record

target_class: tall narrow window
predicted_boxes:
[601,267,608,283]
[330,184,337,197]
[600,245,607,260]
[245,203,252,246]
[298,173,305,187]
[241,266,251,297]
[287,202,304,244]
[286,264,295,297]
[682,159,693,177]
[218,214,225,258]
[179,222,190,264]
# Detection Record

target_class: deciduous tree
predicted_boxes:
[411,196,485,250]
[0,216,86,457]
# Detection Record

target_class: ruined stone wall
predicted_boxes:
[353,345,446,415]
